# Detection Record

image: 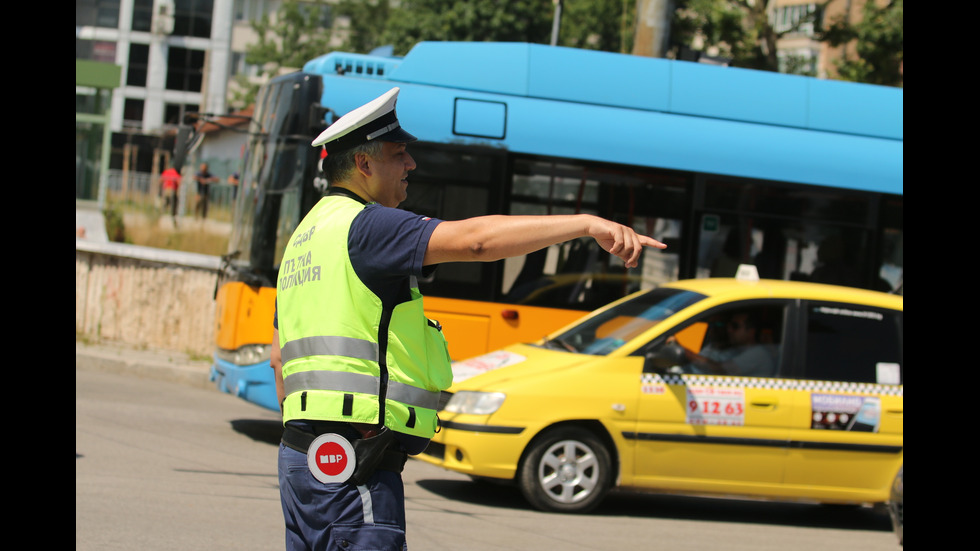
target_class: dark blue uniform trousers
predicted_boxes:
[279,443,408,550]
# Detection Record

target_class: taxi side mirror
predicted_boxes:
[644,341,686,373]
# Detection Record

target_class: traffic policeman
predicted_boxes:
[271,87,666,550]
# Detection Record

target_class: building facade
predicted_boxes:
[76,0,284,188]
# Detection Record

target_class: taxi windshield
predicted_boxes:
[541,288,705,355]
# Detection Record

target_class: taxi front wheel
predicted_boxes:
[518,427,614,513]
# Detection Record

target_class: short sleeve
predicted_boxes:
[348,205,442,294]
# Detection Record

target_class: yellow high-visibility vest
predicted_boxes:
[277,195,452,438]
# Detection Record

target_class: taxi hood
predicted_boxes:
[449,343,594,391]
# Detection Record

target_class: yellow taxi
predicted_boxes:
[417,275,903,514]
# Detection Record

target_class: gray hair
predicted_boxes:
[322,141,385,185]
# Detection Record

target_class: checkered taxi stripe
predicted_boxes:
[642,372,903,397]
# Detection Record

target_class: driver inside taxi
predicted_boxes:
[669,311,775,377]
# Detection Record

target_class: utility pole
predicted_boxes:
[551,0,563,46]
[632,0,673,57]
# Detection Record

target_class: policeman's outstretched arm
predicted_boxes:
[423,214,665,267]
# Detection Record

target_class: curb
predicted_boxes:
[75,341,214,391]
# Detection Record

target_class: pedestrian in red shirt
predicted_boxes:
[160,166,182,225]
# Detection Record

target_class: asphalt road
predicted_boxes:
[76,359,900,550]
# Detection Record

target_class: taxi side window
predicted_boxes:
[802,303,903,385]
[643,303,787,378]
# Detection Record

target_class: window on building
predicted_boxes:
[77,89,113,116]
[230,52,243,76]
[165,103,200,126]
[777,48,819,76]
[166,47,205,92]
[131,0,154,31]
[173,0,214,38]
[77,120,105,200]
[771,3,819,36]
[299,1,333,27]
[76,0,120,28]
[77,39,118,63]
[123,99,145,129]
[235,0,277,22]
[230,52,262,78]
[127,43,150,87]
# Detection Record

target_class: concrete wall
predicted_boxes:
[76,239,222,359]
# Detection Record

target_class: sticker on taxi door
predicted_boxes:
[811,394,881,432]
[686,386,746,426]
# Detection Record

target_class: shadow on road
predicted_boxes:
[415,477,892,533]
[416,477,530,510]
[231,419,283,446]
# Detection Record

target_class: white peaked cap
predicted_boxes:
[311,87,417,153]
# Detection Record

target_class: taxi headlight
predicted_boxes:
[443,391,506,415]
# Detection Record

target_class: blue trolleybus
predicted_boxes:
[209,41,903,412]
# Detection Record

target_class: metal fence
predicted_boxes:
[104,169,237,220]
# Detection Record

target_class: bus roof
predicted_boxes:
[303,42,903,195]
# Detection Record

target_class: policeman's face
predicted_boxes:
[367,142,416,208]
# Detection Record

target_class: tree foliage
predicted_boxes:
[232,0,902,110]
[671,0,902,85]
[230,0,335,109]
[820,0,903,86]
[561,0,636,53]
[670,0,801,72]
[335,0,636,56]
[334,0,394,54]
[377,0,554,56]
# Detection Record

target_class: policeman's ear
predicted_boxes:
[354,152,372,177]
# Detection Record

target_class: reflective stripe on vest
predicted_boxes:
[281,335,379,364]
[284,369,440,411]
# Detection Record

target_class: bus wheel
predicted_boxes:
[518,427,613,513]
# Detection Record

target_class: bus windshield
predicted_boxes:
[227,73,323,286]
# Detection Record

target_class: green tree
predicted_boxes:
[377,0,555,56]
[337,0,636,57]
[561,0,636,53]
[821,0,903,86]
[229,0,336,109]
[334,0,394,54]
[669,0,789,71]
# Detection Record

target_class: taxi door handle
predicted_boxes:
[750,399,778,410]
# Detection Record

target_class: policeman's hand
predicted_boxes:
[588,217,666,268]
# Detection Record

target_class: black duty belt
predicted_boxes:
[282,423,408,475]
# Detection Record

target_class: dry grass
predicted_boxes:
[125,220,230,256]
[108,202,231,257]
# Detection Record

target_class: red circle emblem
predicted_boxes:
[314,441,349,476]
[306,433,356,483]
